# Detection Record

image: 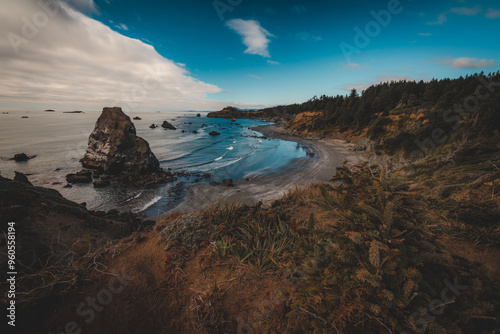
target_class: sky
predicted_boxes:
[0,0,499,112]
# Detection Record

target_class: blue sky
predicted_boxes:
[0,0,499,111]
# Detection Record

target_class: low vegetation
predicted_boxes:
[199,164,499,333]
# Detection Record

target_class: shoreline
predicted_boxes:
[172,124,363,212]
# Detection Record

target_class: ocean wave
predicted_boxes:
[184,157,243,173]
[210,157,242,170]
[159,142,215,164]
[134,195,162,213]
[124,192,142,203]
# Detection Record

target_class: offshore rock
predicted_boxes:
[161,121,176,130]
[81,107,174,186]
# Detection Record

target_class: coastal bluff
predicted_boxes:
[81,107,174,185]
[206,106,268,119]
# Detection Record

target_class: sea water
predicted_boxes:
[0,110,312,216]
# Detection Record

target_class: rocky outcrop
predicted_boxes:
[221,179,234,187]
[209,131,221,136]
[14,171,33,186]
[81,107,174,185]
[161,121,176,130]
[206,106,265,119]
[66,170,93,184]
[0,174,154,305]
[11,153,35,162]
[93,179,110,188]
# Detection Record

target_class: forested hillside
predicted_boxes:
[262,72,500,159]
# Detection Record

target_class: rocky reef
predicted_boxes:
[80,107,175,186]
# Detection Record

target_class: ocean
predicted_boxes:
[0,110,314,217]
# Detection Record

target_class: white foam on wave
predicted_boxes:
[134,195,162,213]
[124,192,142,202]
[226,146,234,150]
[215,156,223,161]
[211,157,242,169]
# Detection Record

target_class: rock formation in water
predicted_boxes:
[80,107,175,185]
[11,153,32,162]
[161,121,176,130]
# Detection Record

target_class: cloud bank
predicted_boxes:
[439,57,496,69]
[427,5,497,25]
[0,0,223,111]
[226,19,273,58]
[486,8,500,19]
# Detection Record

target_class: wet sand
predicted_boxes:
[173,124,363,212]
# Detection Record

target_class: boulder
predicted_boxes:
[93,179,110,188]
[12,153,30,162]
[14,171,33,186]
[203,173,211,178]
[133,117,142,120]
[66,170,93,184]
[162,121,176,130]
[221,179,234,187]
[196,113,201,117]
[149,124,157,129]
[209,131,221,136]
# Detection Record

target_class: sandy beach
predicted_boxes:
[174,124,363,212]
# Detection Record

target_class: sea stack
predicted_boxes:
[81,107,174,185]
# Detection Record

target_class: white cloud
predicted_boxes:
[115,23,129,31]
[449,5,482,16]
[418,33,433,36]
[439,57,496,69]
[296,31,322,41]
[342,62,370,72]
[226,19,273,58]
[427,13,448,25]
[428,5,482,25]
[0,0,223,111]
[267,60,280,65]
[248,74,262,80]
[486,8,500,19]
